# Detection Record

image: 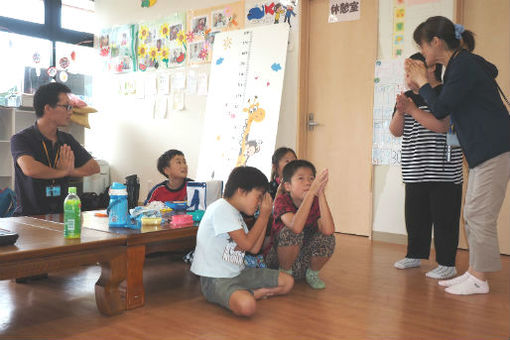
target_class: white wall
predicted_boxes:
[90,0,456,236]
[372,0,454,235]
[88,0,299,199]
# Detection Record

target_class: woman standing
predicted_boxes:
[404,16,510,295]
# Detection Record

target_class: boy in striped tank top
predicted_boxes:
[389,53,463,280]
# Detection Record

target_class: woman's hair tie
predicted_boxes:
[454,24,465,40]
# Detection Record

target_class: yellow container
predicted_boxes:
[141,217,162,225]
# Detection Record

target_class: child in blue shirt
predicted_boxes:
[191,166,294,317]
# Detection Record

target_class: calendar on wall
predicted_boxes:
[196,24,289,182]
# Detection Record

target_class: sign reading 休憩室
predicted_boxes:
[328,0,360,23]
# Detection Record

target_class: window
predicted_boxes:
[56,41,98,74]
[0,0,44,24]
[0,0,95,96]
[0,31,51,94]
[62,0,96,34]
[0,0,94,68]
[55,42,96,102]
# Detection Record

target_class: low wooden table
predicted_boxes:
[31,211,197,310]
[0,217,127,316]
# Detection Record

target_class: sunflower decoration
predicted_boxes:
[160,47,169,61]
[160,23,170,39]
[148,47,158,60]
[160,47,170,67]
[139,25,149,42]
[138,44,148,58]
[176,30,187,46]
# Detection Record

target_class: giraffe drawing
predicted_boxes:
[236,96,265,166]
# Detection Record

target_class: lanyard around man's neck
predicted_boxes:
[41,140,60,169]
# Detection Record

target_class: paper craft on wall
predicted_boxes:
[210,1,245,32]
[99,25,137,73]
[137,12,187,71]
[186,8,212,64]
[196,24,290,182]
[392,0,406,58]
[186,3,244,65]
[141,0,157,7]
[372,59,406,166]
[245,0,298,28]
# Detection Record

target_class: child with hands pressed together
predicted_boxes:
[264,160,335,289]
[191,166,293,317]
[390,53,463,280]
[268,147,297,200]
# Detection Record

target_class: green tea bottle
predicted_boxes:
[64,187,81,239]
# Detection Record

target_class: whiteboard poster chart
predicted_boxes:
[196,24,289,182]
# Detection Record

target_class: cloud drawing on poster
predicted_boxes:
[216,57,224,65]
[271,63,282,71]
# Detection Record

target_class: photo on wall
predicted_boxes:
[136,12,187,71]
[191,16,208,35]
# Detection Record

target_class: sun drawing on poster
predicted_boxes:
[223,37,232,50]
[236,96,266,166]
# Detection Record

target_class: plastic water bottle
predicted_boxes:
[64,187,81,239]
[108,182,129,227]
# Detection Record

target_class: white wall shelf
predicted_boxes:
[0,106,84,190]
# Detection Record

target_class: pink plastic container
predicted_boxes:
[170,214,194,228]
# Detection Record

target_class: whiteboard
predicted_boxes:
[196,24,289,182]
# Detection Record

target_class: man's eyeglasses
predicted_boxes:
[55,104,73,111]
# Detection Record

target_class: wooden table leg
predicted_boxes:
[95,250,127,316]
[125,245,146,310]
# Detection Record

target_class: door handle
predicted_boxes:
[308,113,320,130]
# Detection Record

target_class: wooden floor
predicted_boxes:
[1,234,508,340]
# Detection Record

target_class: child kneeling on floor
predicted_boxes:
[264,160,336,289]
[190,166,294,317]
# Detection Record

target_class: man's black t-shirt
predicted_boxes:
[10,122,92,216]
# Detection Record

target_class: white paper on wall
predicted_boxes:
[186,70,198,95]
[196,24,289,182]
[157,73,170,95]
[197,72,209,96]
[170,71,186,90]
[172,90,185,111]
[145,75,157,96]
[154,96,168,119]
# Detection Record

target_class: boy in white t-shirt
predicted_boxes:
[191,166,294,317]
